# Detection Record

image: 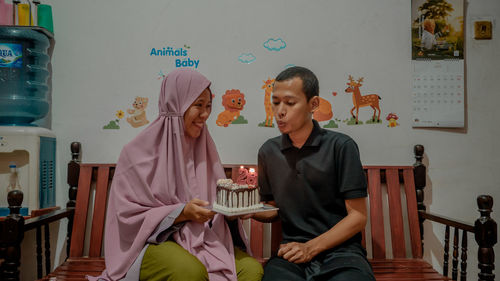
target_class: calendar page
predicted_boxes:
[411,0,465,128]
[412,60,464,127]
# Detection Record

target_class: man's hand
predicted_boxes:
[179,198,215,223]
[250,201,279,223]
[277,242,315,264]
[225,213,254,221]
[278,197,367,262]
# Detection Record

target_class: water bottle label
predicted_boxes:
[0,43,22,68]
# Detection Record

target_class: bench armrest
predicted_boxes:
[419,210,474,232]
[24,208,75,232]
[418,195,497,280]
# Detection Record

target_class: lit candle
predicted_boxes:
[236,166,248,185]
[247,168,257,186]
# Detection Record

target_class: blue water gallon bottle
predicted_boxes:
[0,26,53,126]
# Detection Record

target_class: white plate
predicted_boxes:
[208,204,279,216]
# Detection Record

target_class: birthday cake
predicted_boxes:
[212,179,263,213]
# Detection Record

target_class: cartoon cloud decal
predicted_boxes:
[263,38,286,51]
[238,53,256,64]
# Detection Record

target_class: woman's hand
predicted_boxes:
[176,198,215,224]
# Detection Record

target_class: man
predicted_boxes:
[252,66,375,281]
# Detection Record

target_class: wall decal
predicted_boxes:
[126,97,150,128]
[313,97,333,122]
[345,75,382,124]
[238,53,256,64]
[149,46,199,68]
[258,78,275,127]
[344,117,364,125]
[216,89,247,127]
[231,115,248,124]
[103,110,124,130]
[386,113,400,127]
[323,119,340,128]
[158,70,166,80]
[263,38,286,51]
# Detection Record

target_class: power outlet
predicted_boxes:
[474,21,492,39]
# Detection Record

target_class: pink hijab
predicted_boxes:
[91,69,243,280]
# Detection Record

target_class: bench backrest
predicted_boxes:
[226,165,423,261]
[69,164,115,258]
[363,166,422,259]
[69,164,422,260]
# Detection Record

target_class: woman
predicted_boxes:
[89,69,263,281]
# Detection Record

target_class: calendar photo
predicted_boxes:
[411,0,464,60]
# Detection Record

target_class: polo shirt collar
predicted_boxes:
[280,120,322,151]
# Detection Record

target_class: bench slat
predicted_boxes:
[403,168,423,258]
[89,167,111,257]
[361,228,366,249]
[368,168,386,259]
[250,219,264,260]
[70,166,93,257]
[386,168,406,258]
[270,220,282,257]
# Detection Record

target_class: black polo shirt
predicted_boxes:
[258,120,367,252]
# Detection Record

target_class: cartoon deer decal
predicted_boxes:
[261,78,275,127]
[345,75,381,124]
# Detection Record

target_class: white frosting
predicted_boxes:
[212,202,264,213]
[214,178,262,212]
[217,179,233,187]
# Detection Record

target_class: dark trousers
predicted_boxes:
[262,252,375,281]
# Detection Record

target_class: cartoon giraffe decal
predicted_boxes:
[261,78,275,127]
[345,75,381,124]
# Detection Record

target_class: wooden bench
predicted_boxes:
[0,143,497,281]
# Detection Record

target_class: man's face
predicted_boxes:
[272,77,318,135]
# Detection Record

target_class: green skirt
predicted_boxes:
[140,240,263,281]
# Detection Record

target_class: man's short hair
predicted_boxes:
[275,66,319,101]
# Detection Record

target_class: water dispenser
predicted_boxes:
[0,26,55,215]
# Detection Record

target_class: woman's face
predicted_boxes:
[184,88,212,138]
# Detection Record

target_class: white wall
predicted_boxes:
[16,0,500,280]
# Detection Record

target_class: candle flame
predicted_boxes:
[249,168,255,173]
[240,165,244,169]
